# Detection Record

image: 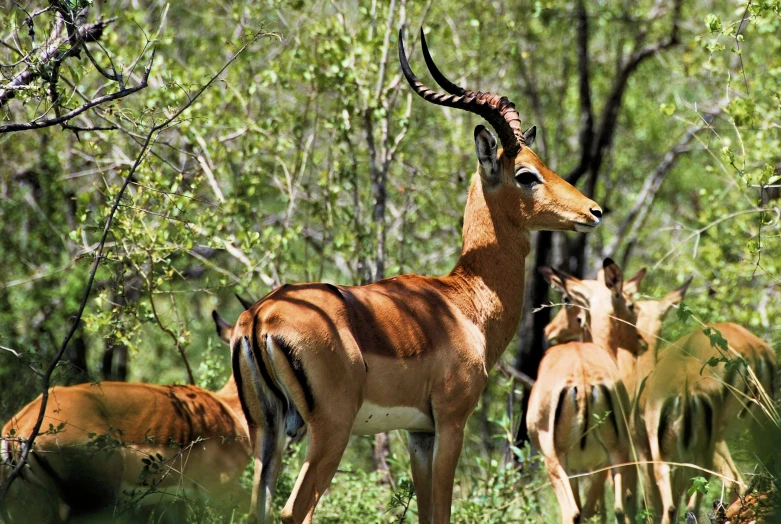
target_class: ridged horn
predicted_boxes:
[398,28,525,157]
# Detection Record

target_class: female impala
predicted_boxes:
[528,259,639,523]
[231,29,602,524]
[1,309,249,522]
[636,322,776,522]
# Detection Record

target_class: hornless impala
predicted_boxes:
[1,308,249,522]
[635,343,724,524]
[544,275,746,509]
[230,29,602,524]
[528,259,639,523]
[635,320,775,522]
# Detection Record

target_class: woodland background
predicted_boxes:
[0,0,779,521]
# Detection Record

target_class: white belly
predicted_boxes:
[351,402,435,435]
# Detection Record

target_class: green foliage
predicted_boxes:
[388,479,415,523]
[687,476,712,497]
[1,0,780,522]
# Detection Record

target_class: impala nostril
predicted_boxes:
[590,208,603,220]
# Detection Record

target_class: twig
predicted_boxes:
[496,361,537,389]
[0,18,116,108]
[146,252,195,385]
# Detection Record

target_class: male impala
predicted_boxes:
[528,260,639,523]
[1,309,249,522]
[231,29,602,524]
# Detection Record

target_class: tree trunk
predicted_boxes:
[511,230,553,454]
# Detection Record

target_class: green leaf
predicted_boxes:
[676,303,693,324]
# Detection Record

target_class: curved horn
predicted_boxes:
[398,28,525,157]
[420,30,465,96]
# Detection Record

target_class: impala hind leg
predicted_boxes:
[249,417,286,524]
[582,470,607,520]
[536,431,580,523]
[280,421,352,524]
[610,450,636,523]
[408,431,435,524]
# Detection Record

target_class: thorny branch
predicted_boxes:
[0,29,273,507]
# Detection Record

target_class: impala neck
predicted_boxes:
[449,176,530,369]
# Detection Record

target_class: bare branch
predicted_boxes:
[0,50,153,133]
[567,0,683,185]
[0,18,114,108]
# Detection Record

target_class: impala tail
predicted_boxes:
[554,383,622,454]
[231,317,308,523]
[657,390,715,461]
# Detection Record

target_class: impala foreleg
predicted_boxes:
[280,419,352,524]
[430,423,465,524]
[408,431,435,524]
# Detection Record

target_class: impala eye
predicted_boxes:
[563,296,571,305]
[515,169,541,186]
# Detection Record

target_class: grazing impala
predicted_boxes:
[231,28,602,524]
[1,308,249,522]
[528,259,639,523]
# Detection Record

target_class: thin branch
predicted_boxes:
[604,108,723,262]
[146,252,195,385]
[0,52,152,133]
[496,361,536,389]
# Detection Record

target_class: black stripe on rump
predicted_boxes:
[701,396,714,445]
[658,396,676,448]
[271,335,315,411]
[251,320,284,402]
[231,336,255,432]
[554,387,569,430]
[599,384,620,437]
[682,396,694,450]
[581,387,591,450]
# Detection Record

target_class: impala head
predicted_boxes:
[544,294,586,345]
[540,259,641,353]
[399,29,602,234]
[543,265,648,346]
[634,276,692,344]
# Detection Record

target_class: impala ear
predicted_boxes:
[662,276,693,314]
[212,310,234,345]
[522,126,536,147]
[474,125,499,183]
[602,258,623,297]
[623,268,647,297]
[235,293,254,310]
[539,266,564,291]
